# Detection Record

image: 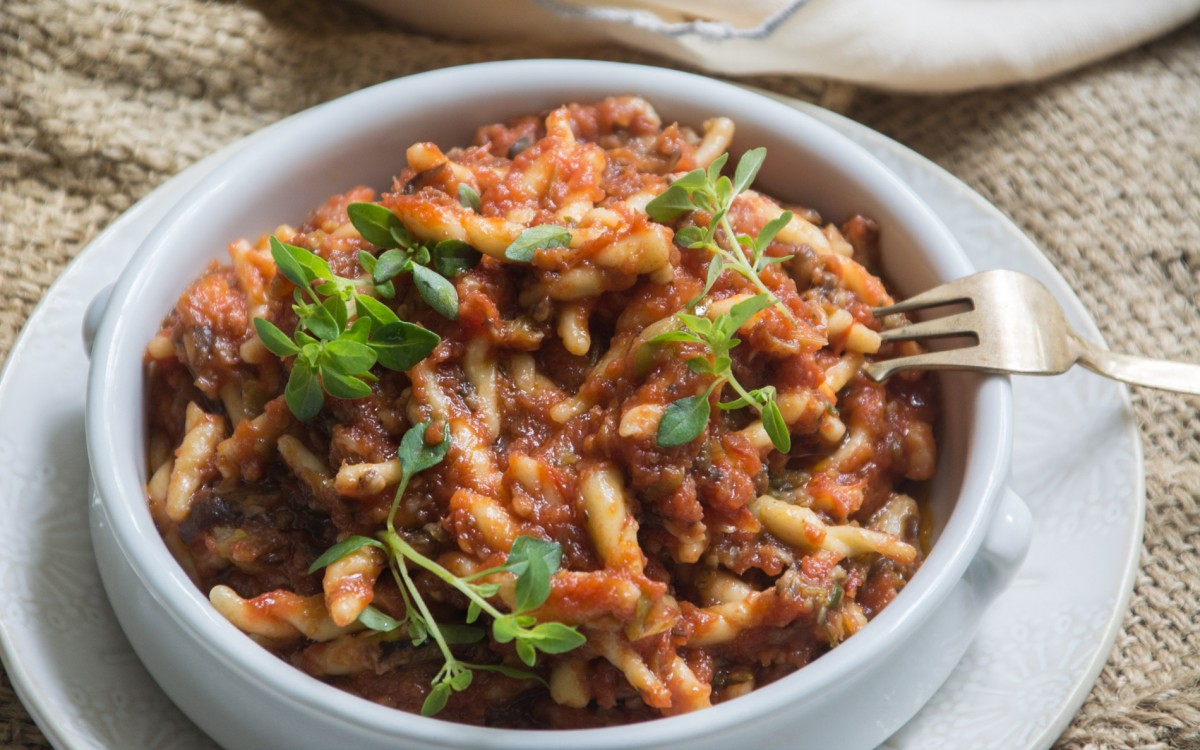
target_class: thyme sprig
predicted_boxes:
[644,148,796,453]
[309,422,585,717]
[253,237,439,421]
[649,294,791,453]
[645,147,795,323]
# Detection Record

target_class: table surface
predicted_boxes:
[1,3,1197,748]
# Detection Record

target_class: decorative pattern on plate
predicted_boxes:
[893,603,1114,749]
[0,101,1141,750]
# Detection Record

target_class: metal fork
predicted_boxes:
[862,269,1200,396]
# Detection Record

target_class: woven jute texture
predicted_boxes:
[1,2,1197,748]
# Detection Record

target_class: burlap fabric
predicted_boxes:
[1,2,1197,748]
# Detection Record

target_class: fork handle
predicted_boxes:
[1072,334,1200,396]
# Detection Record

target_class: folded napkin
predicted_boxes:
[355,0,1200,91]
[543,0,803,35]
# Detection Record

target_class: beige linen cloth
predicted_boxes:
[359,0,1200,91]
[1,1,1198,748]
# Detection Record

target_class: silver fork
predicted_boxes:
[863,269,1200,396]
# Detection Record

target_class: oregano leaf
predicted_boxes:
[253,317,300,357]
[357,605,403,633]
[284,361,324,421]
[347,202,404,249]
[762,397,792,453]
[370,322,439,372]
[504,224,571,263]
[412,262,459,320]
[307,535,384,574]
[457,184,481,212]
[656,394,711,447]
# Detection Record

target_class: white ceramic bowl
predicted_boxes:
[85,60,1031,750]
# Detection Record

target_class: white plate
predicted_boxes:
[0,95,1142,750]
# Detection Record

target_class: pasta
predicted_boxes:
[144,96,938,727]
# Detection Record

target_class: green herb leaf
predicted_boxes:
[719,385,775,411]
[732,147,767,196]
[491,614,519,644]
[647,329,703,347]
[285,361,324,421]
[302,297,341,341]
[325,336,377,374]
[253,317,300,357]
[725,293,774,334]
[686,355,714,375]
[646,183,696,223]
[412,262,460,320]
[674,167,709,190]
[504,224,572,263]
[447,667,473,691]
[307,535,385,574]
[705,153,730,184]
[466,599,483,624]
[319,363,372,400]
[370,321,439,371]
[373,248,409,284]
[754,210,792,256]
[457,184,481,212]
[431,240,481,277]
[701,255,726,295]
[398,420,451,480]
[674,224,706,247]
[656,394,711,447]
[762,397,791,453]
[525,621,587,653]
[271,238,313,287]
[343,317,372,344]
[270,236,333,286]
[357,250,377,276]
[375,279,396,299]
[357,605,404,633]
[421,682,452,717]
[406,612,430,646]
[469,581,501,599]
[354,294,400,328]
[348,202,406,249]
[677,313,715,340]
[515,639,537,667]
[391,224,413,250]
[503,536,562,579]
[513,550,551,612]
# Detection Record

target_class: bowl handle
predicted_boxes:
[81,283,114,359]
[965,486,1033,604]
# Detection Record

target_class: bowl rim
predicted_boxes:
[85,58,1013,748]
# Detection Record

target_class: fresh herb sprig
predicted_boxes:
[650,294,791,453]
[253,237,439,420]
[347,202,481,320]
[309,422,585,716]
[645,148,795,323]
[643,148,797,453]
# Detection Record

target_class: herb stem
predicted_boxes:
[385,475,411,537]
[381,530,508,623]
[724,374,764,416]
[717,214,797,326]
[392,550,457,665]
